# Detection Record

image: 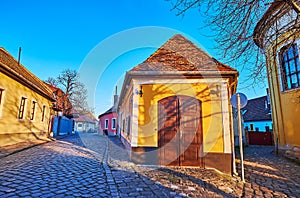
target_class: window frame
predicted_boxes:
[112,118,116,129]
[0,88,4,118]
[41,105,46,122]
[30,101,37,121]
[279,43,300,91]
[127,116,131,135]
[0,88,4,106]
[104,119,109,129]
[18,97,27,120]
[122,119,125,134]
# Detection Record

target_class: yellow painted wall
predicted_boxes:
[118,86,133,144]
[0,72,52,146]
[137,83,225,153]
[266,30,300,148]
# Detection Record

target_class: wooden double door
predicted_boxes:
[158,95,203,166]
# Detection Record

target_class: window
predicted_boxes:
[30,101,37,120]
[104,119,109,129]
[0,89,4,115]
[280,43,300,90]
[112,118,116,129]
[41,105,46,122]
[122,119,125,134]
[127,116,131,135]
[0,88,4,105]
[18,97,27,119]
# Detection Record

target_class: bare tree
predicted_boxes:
[45,77,58,87]
[56,69,91,114]
[167,0,300,86]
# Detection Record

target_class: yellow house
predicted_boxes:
[118,34,238,174]
[254,1,300,160]
[0,47,55,147]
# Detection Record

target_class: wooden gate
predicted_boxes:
[158,95,203,167]
[248,131,273,146]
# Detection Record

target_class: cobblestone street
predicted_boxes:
[0,132,299,197]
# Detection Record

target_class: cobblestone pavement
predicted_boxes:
[0,134,110,197]
[236,146,300,197]
[82,133,300,197]
[0,132,299,197]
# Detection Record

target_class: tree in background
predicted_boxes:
[45,77,58,87]
[46,69,92,115]
[167,0,300,86]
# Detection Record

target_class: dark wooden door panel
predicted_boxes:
[158,96,180,166]
[158,95,202,167]
[179,96,202,166]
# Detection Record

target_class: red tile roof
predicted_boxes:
[0,47,55,101]
[131,34,237,72]
[46,84,73,115]
[98,106,117,119]
[73,115,97,123]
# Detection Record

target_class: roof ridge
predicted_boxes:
[130,34,237,72]
[0,47,54,100]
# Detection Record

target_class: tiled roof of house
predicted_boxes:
[98,106,117,118]
[131,34,237,72]
[73,115,96,123]
[46,83,73,115]
[0,47,55,101]
[243,96,272,122]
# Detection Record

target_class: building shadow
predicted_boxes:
[235,146,300,197]
[106,135,236,197]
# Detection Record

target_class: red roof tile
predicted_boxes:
[46,84,73,115]
[73,115,96,123]
[131,34,236,72]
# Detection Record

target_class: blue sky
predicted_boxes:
[0,0,268,116]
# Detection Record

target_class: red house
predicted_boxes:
[98,88,118,136]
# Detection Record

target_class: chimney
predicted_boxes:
[113,86,118,106]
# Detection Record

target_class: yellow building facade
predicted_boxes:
[0,48,55,147]
[118,35,238,174]
[254,1,300,160]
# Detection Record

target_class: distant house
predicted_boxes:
[46,84,74,136]
[73,114,97,133]
[117,34,238,174]
[98,87,118,136]
[243,94,272,132]
[0,47,55,147]
[254,1,300,159]
[46,84,73,118]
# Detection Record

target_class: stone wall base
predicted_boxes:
[278,145,300,163]
[120,137,232,175]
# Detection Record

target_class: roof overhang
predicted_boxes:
[118,69,238,109]
[0,65,56,102]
